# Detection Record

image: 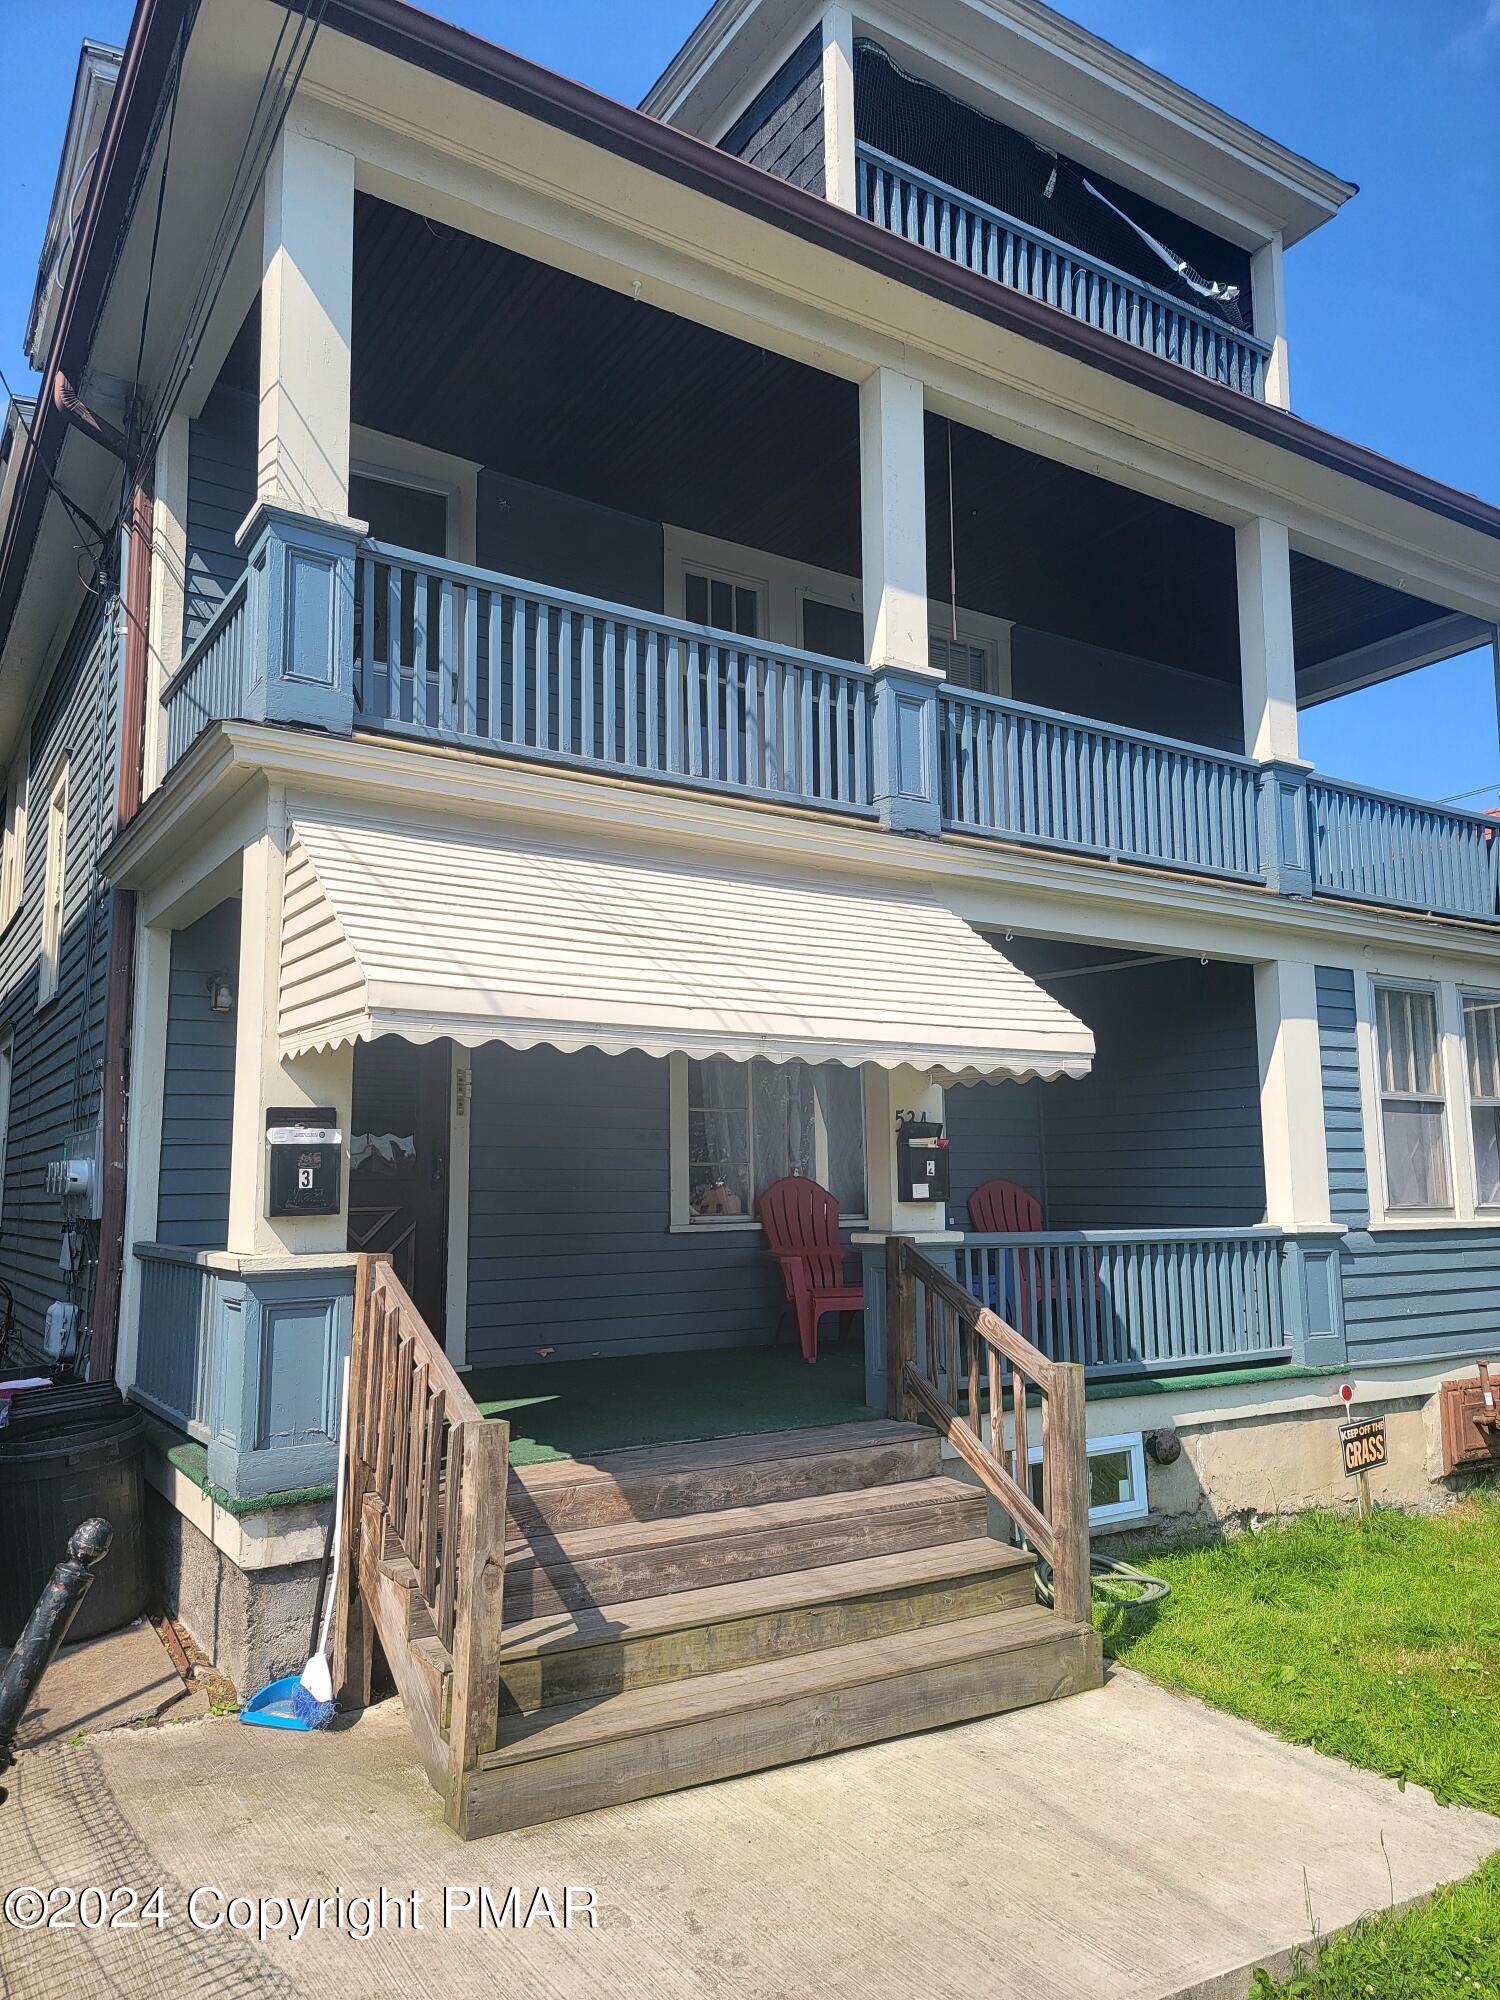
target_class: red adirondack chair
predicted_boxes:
[757,1176,865,1364]
[967,1178,1097,1340]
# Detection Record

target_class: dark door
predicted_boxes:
[347,1037,451,1336]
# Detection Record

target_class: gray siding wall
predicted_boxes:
[155,899,239,1249]
[1315,965,1370,1228]
[184,380,256,648]
[476,471,663,612]
[466,1044,778,1366]
[944,960,1264,1231]
[720,28,825,196]
[1011,626,1244,755]
[0,589,121,1355]
[1339,1231,1500,1369]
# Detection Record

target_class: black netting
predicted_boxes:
[854,40,1253,332]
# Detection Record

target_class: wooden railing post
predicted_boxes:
[332,1254,375,1709]
[1043,1362,1092,1627]
[444,1415,510,1833]
[885,1235,915,1421]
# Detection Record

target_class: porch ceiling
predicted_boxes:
[276,805,1094,1084]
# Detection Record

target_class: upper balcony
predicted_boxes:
[156,182,1496,936]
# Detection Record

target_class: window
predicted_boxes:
[1029,1432,1148,1528]
[0,751,27,927]
[684,567,763,638]
[0,1029,11,1223]
[37,763,68,1007]
[1373,983,1450,1210]
[929,630,995,692]
[682,1056,865,1223]
[1462,993,1500,1208]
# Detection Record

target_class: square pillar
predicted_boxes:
[821,6,857,211]
[144,414,189,798]
[1254,958,1332,1232]
[1237,515,1300,763]
[258,120,355,521]
[1249,234,1290,410]
[855,1065,961,1409]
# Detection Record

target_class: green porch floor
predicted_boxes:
[466,1339,872,1465]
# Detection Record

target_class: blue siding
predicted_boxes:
[0,590,121,1355]
[155,900,239,1249]
[466,1044,780,1366]
[1010,626,1244,755]
[943,1079,1045,1224]
[1315,964,1370,1228]
[476,471,663,613]
[1339,1231,1500,1369]
[184,381,256,647]
[720,28,825,196]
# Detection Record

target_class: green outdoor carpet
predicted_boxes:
[467,1338,873,1465]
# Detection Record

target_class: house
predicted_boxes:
[2,0,1498,1833]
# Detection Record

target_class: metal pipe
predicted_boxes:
[0,1519,114,1798]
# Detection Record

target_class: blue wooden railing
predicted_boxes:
[939,686,1264,880]
[1307,776,1500,922]
[955,1229,1292,1376]
[133,1245,216,1437]
[352,545,876,814]
[161,573,250,774]
[857,143,1272,400]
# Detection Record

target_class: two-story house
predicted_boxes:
[2,0,1498,1834]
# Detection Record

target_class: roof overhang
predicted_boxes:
[24,40,124,369]
[642,0,1355,249]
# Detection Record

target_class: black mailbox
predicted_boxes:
[896,1114,950,1204]
[267,1106,343,1218]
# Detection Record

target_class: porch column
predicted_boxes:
[1249,234,1290,411]
[1239,515,1312,892]
[1254,958,1332,1232]
[143,412,189,798]
[855,1065,961,1412]
[861,367,940,833]
[114,919,172,1396]
[226,795,353,1256]
[257,119,355,520]
[821,6,857,211]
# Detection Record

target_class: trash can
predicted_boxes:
[0,1383,149,1645]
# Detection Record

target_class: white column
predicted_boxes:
[1249,233,1290,411]
[227,791,352,1255]
[860,366,929,672]
[115,920,172,1393]
[1254,959,1331,1230]
[143,412,189,798]
[821,6,856,211]
[863,1066,953,1235]
[258,120,355,520]
[1237,515,1300,762]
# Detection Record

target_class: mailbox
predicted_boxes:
[267,1107,343,1218]
[896,1114,950,1205]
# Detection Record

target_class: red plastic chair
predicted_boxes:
[757,1176,865,1364]
[968,1178,1049,1339]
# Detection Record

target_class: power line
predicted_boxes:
[0,361,111,571]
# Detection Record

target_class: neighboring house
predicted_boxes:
[2,0,1498,1826]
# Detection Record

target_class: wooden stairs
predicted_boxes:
[335,1252,1103,1839]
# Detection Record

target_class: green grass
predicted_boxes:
[1097,1495,1500,1812]
[1249,1852,1500,1999]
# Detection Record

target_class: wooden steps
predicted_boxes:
[441,1420,1102,1835]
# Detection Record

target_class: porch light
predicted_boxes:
[206,972,234,1015]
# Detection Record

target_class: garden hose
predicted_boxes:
[1035,1552,1172,1609]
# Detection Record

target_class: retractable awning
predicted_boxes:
[278,808,1094,1085]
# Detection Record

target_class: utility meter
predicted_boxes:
[896,1114,950,1204]
[266,1107,343,1218]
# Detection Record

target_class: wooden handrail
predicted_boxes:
[887,1237,1091,1625]
[333,1254,509,1828]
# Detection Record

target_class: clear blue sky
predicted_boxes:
[4,0,1498,802]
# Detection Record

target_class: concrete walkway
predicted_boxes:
[2,1669,1494,2000]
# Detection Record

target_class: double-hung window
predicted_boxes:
[683,567,763,639]
[1373,982,1450,1211]
[1462,993,1500,1210]
[684,1057,865,1223]
[37,762,68,1008]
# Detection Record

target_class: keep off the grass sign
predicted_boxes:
[1339,1413,1388,1478]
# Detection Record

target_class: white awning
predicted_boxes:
[278,808,1094,1085]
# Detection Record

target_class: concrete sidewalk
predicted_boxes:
[1,1668,1494,2000]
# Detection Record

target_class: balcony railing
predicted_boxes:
[161,572,250,775]
[1307,776,1500,922]
[955,1229,1293,1377]
[940,686,1264,880]
[856,143,1272,400]
[353,546,875,815]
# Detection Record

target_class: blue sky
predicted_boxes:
[4,0,1497,802]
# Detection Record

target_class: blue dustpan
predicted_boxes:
[240,1674,315,1730]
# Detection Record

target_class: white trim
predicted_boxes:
[820,7,856,212]
[444,1042,471,1368]
[116,921,171,1395]
[0,1027,13,1230]
[1028,1429,1149,1527]
[144,413,190,800]
[1455,985,1500,1215]
[36,759,69,1008]
[0,729,29,929]
[349,424,480,565]
[668,1047,869,1228]
[1360,973,1465,1226]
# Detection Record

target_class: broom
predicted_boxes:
[290,1354,349,1728]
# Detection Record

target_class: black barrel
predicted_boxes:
[0,1385,148,1645]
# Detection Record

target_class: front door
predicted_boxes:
[348,1038,451,1336]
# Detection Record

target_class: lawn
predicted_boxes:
[1098,1496,1500,2000]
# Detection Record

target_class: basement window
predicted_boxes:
[1029,1431,1148,1528]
